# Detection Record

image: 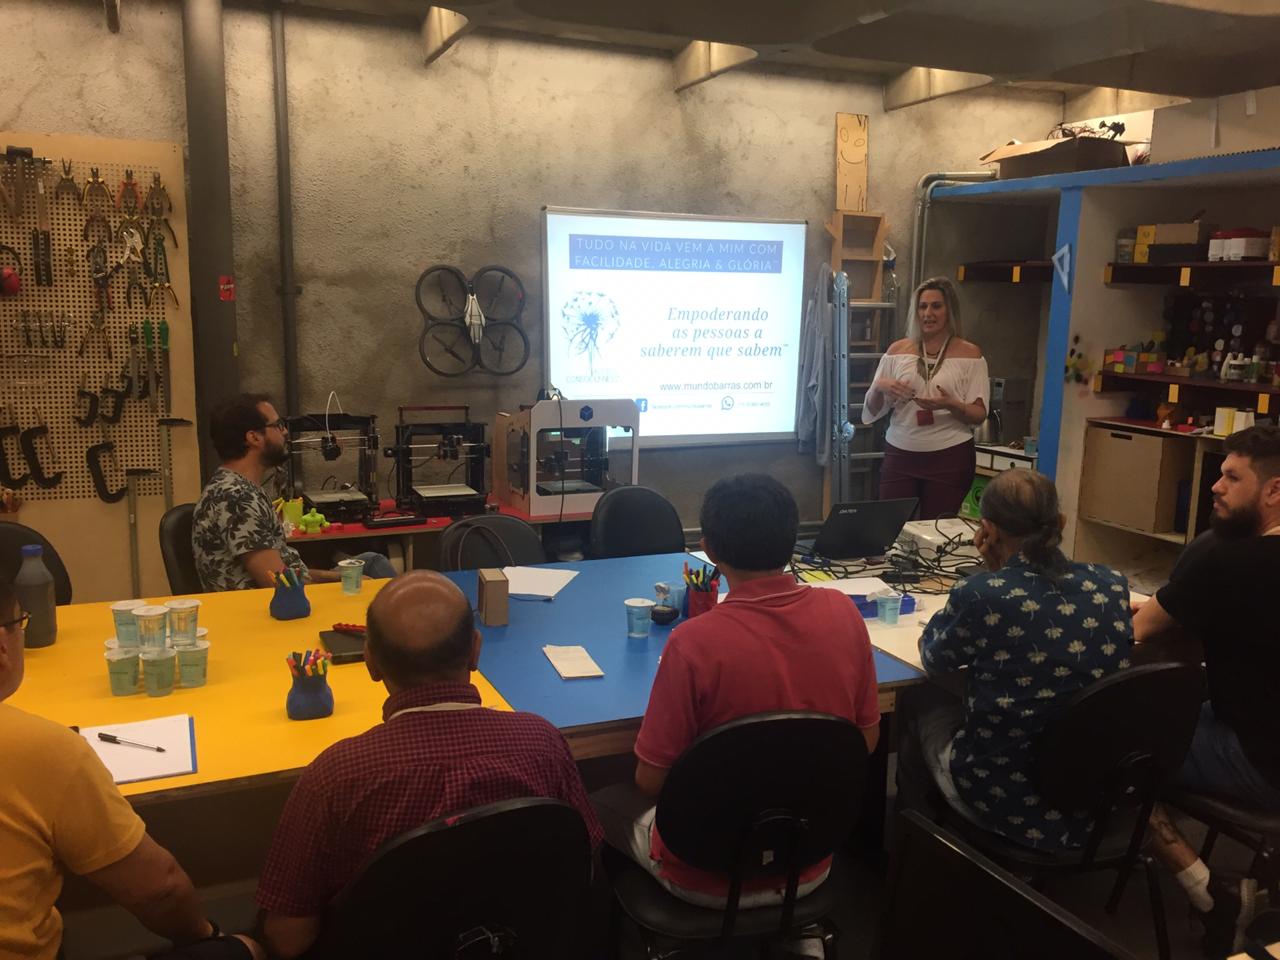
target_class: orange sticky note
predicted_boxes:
[1179,267,1191,287]
[1012,265,1022,283]
[1260,394,1270,416]
[1168,383,1180,403]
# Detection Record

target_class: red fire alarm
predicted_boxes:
[218,275,236,301]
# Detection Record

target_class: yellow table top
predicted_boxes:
[9,582,511,799]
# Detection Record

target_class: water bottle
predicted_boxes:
[15,544,57,648]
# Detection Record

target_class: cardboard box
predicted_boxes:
[1151,85,1280,163]
[1136,222,1213,246]
[477,568,508,626]
[1079,425,1195,535]
[980,136,1129,180]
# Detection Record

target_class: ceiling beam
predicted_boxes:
[883,67,992,112]
[673,40,757,93]
[421,6,471,67]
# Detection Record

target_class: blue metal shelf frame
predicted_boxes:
[928,148,1280,482]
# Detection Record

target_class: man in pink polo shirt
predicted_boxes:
[593,473,880,918]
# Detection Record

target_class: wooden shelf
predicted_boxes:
[956,260,1053,283]
[1104,261,1280,287]
[1097,371,1280,398]
[1079,515,1187,546]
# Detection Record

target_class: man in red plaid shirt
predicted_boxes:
[252,572,602,959]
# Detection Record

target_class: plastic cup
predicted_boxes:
[1023,436,1039,457]
[177,640,210,688]
[338,558,365,596]
[876,592,903,626]
[141,647,177,697]
[111,600,147,649]
[105,649,140,696]
[133,605,170,651]
[165,598,201,647]
[625,598,655,638]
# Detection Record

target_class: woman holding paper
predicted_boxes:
[862,276,989,519]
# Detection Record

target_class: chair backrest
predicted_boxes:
[159,504,203,595]
[1036,663,1204,817]
[655,712,867,929]
[875,810,1141,960]
[587,485,684,559]
[439,515,547,571]
[0,521,71,605]
[318,798,592,959]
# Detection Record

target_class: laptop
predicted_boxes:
[801,498,919,561]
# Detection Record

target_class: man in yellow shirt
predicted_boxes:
[0,576,257,959]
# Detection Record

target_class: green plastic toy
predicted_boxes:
[298,509,329,535]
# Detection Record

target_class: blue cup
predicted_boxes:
[876,592,903,625]
[625,598,654,638]
[111,600,147,649]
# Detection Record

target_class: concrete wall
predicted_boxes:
[3,0,1063,521]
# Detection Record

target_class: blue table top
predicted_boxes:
[445,552,923,730]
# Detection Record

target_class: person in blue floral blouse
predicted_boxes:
[898,469,1133,851]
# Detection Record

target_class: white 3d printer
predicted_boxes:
[493,398,640,517]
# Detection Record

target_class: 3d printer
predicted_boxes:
[492,398,639,517]
[383,405,489,518]
[283,412,379,524]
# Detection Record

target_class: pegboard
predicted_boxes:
[0,130,199,603]
[0,141,191,502]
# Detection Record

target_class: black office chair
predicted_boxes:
[439,515,547,571]
[1165,786,1280,905]
[935,664,1204,960]
[0,521,71,605]
[311,798,593,959]
[876,810,1141,960]
[588,485,684,559]
[605,712,868,959]
[159,504,203,594]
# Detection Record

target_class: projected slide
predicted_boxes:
[544,208,806,445]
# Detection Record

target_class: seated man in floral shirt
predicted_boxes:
[192,394,396,591]
[897,468,1132,851]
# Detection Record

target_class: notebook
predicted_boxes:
[79,714,198,785]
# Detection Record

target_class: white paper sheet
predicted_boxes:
[542,645,604,679]
[687,550,712,564]
[808,576,891,597]
[79,714,197,785]
[501,566,578,599]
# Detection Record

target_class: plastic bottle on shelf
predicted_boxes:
[14,544,57,648]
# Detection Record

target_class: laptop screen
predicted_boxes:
[808,498,919,560]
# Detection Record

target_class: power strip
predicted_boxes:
[900,518,977,554]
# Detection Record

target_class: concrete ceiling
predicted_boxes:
[279,0,1280,98]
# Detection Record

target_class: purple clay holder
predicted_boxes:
[269,576,311,621]
[286,672,334,721]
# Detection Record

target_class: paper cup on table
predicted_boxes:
[624,598,654,638]
[111,600,147,650]
[165,598,201,647]
[133,606,170,651]
[105,649,139,696]
[875,591,903,626]
[338,558,365,596]
[140,647,177,697]
[177,641,210,688]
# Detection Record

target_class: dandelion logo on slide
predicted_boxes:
[562,291,620,374]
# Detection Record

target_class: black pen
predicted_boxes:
[97,732,166,753]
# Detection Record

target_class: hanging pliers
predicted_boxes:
[54,159,80,206]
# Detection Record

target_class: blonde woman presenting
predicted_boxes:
[862,276,988,519]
